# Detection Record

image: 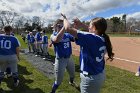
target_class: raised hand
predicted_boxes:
[72,17,82,29]
[60,13,71,30]
[73,17,81,24]
[61,13,67,19]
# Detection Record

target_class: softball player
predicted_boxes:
[6,32,15,77]
[26,31,31,53]
[41,31,49,60]
[21,32,26,42]
[35,27,42,56]
[50,19,75,93]
[0,25,20,87]
[62,14,114,93]
[29,32,36,53]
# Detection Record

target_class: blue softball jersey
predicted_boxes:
[30,36,35,43]
[76,31,106,75]
[26,34,30,41]
[35,32,42,41]
[51,32,74,58]
[0,35,20,55]
[42,35,48,44]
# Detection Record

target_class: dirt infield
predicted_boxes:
[71,37,140,73]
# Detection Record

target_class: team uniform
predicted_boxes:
[26,33,31,52]
[6,32,16,77]
[35,32,42,56]
[75,31,106,93]
[41,35,49,59]
[0,34,20,85]
[50,32,75,93]
[30,35,36,53]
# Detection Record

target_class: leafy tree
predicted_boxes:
[122,14,127,32]
[110,17,121,32]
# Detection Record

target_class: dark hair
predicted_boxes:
[91,17,114,61]
[4,25,13,32]
[91,17,107,35]
[36,26,42,31]
[103,34,114,61]
[54,19,63,28]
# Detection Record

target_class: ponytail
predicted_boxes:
[103,33,114,61]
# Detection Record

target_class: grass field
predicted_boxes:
[1,34,140,93]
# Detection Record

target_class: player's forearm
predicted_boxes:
[53,27,65,43]
[64,19,78,38]
[67,28,78,38]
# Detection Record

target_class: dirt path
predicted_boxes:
[22,52,55,79]
[71,37,140,73]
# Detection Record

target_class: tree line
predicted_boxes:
[0,10,140,34]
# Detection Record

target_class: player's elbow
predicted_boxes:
[52,37,60,43]
[53,39,60,43]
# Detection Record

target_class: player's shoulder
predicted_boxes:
[64,32,72,37]
[1,35,18,40]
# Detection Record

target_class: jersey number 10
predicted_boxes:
[0,40,11,49]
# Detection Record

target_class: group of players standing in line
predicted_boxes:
[21,27,50,60]
[0,13,115,93]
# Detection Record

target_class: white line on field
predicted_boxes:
[113,57,140,64]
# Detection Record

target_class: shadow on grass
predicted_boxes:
[1,65,45,93]
[45,55,55,64]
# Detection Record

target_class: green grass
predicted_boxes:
[2,34,140,93]
[1,56,54,93]
[16,35,27,49]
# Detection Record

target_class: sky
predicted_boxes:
[0,0,140,25]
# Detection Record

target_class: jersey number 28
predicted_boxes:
[0,40,11,49]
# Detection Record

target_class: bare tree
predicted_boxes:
[0,10,19,29]
[14,16,27,34]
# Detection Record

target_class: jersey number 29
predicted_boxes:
[0,40,11,49]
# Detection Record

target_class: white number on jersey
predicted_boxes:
[64,42,69,48]
[0,40,11,49]
[96,46,106,62]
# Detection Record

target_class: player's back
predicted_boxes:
[0,35,20,55]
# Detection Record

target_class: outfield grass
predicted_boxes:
[2,34,140,93]
[16,35,27,49]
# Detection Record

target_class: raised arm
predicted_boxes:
[51,27,65,43]
[73,17,89,31]
[61,13,78,38]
